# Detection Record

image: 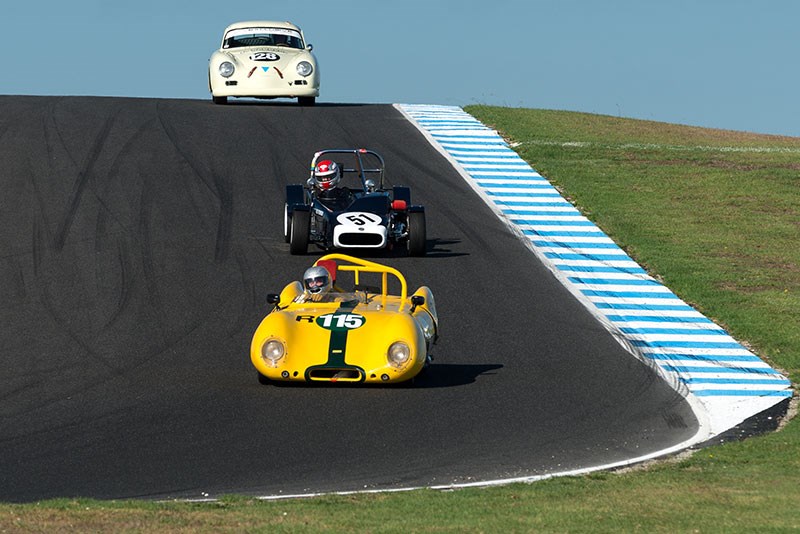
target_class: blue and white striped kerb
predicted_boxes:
[397,103,792,436]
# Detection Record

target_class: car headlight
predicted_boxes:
[261,339,286,365]
[219,61,235,78]
[296,61,313,77]
[387,341,410,367]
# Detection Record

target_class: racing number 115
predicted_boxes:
[319,313,364,329]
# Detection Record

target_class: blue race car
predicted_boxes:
[284,149,427,256]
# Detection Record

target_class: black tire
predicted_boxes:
[407,211,427,256]
[289,210,310,255]
[257,372,270,385]
[298,97,316,106]
[212,95,228,105]
[283,204,291,243]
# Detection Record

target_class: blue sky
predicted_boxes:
[4,0,799,137]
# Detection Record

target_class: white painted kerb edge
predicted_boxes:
[396,103,791,443]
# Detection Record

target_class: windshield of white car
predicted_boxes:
[223,27,304,49]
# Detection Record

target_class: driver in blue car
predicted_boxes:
[311,159,351,203]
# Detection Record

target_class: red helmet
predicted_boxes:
[314,160,341,190]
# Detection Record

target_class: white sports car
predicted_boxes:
[208,20,319,106]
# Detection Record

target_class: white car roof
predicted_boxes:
[223,20,302,33]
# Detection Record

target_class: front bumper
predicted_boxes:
[333,225,388,248]
[211,78,319,98]
[209,66,319,98]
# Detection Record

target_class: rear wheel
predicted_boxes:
[289,210,310,255]
[212,95,228,105]
[407,211,427,256]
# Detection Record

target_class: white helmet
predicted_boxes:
[313,160,341,190]
[303,265,332,294]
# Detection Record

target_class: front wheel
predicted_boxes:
[283,204,291,243]
[289,210,310,255]
[257,372,270,385]
[407,211,427,256]
[298,96,316,106]
[212,95,228,105]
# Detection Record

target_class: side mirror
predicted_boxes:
[267,293,280,306]
[410,295,425,313]
[307,44,313,51]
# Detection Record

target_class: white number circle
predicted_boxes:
[337,212,382,227]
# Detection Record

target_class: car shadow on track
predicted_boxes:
[407,363,503,388]
[294,238,468,259]
[417,238,467,258]
[260,363,502,389]
[206,100,372,108]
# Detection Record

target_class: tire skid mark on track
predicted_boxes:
[129,110,249,358]
[39,280,120,372]
[24,112,121,372]
[253,114,307,192]
[155,101,233,262]
[27,108,64,261]
[52,112,118,252]
[91,114,153,242]
[36,103,153,358]
[136,170,170,343]
[0,97,251,446]
[92,118,154,331]
[212,172,234,262]
[97,238,134,332]
[12,102,180,414]
[223,248,257,340]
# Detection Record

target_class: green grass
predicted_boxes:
[2,107,798,532]
[466,106,800,383]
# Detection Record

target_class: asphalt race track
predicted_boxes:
[0,96,698,502]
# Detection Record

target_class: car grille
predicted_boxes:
[307,368,364,382]
[338,233,384,246]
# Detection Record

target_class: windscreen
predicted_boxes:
[223,27,304,49]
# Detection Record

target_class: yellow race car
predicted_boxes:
[250,254,438,384]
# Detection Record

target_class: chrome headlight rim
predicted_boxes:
[296,61,313,77]
[219,61,235,78]
[261,338,286,366]
[387,341,411,367]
